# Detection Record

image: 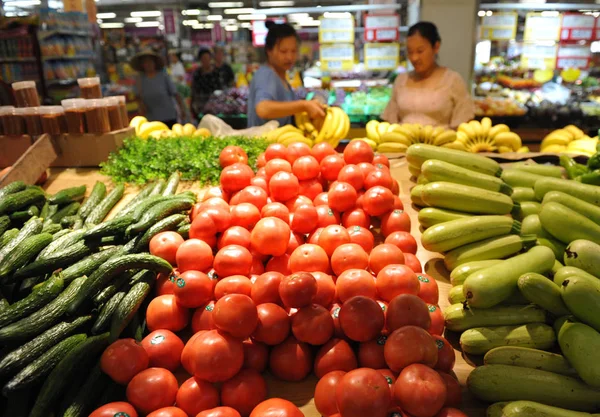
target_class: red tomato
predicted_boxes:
[381,209,411,237]
[369,244,405,276]
[286,231,305,255]
[230,203,261,230]
[190,211,218,242]
[101,339,149,385]
[252,303,290,345]
[385,232,418,255]
[199,207,232,233]
[415,274,439,305]
[347,226,375,253]
[438,372,462,408]
[251,176,268,192]
[319,154,345,181]
[358,336,387,369]
[251,272,284,305]
[150,232,184,266]
[376,264,420,302]
[364,169,394,191]
[289,244,330,274]
[292,155,320,180]
[312,271,336,307]
[318,225,351,258]
[214,294,258,339]
[156,271,176,296]
[433,336,455,373]
[265,254,292,275]
[250,257,265,276]
[330,243,369,276]
[339,296,385,342]
[404,253,422,273]
[336,269,377,302]
[315,205,341,228]
[214,275,253,299]
[192,302,216,333]
[220,163,254,193]
[341,209,370,229]
[269,172,300,202]
[362,186,394,217]
[190,330,244,382]
[344,140,374,165]
[126,368,178,414]
[261,202,290,223]
[279,272,318,308]
[291,304,334,345]
[387,294,431,332]
[393,364,447,417]
[314,338,357,378]
[221,369,267,417]
[237,186,269,211]
[264,143,288,161]
[329,304,345,339]
[176,377,220,416]
[173,270,213,308]
[314,370,346,417]
[146,406,187,417]
[308,227,324,245]
[198,407,242,417]
[268,336,313,382]
[249,398,304,417]
[427,304,444,336]
[242,339,269,372]
[357,162,375,178]
[214,245,253,278]
[376,368,396,398]
[147,295,190,332]
[372,154,390,168]
[181,332,205,374]
[313,192,329,207]
[218,226,251,249]
[285,195,313,212]
[435,408,468,417]
[298,178,323,201]
[89,402,138,417]
[203,197,230,211]
[250,217,290,257]
[141,330,184,372]
[176,239,214,273]
[335,368,391,417]
[337,164,365,191]
[220,145,248,168]
[257,153,266,168]
[290,204,318,234]
[311,142,337,162]
[328,181,357,213]
[384,326,438,372]
[286,142,312,164]
[203,187,228,201]
[265,158,293,179]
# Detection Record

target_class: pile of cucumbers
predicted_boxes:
[0,173,194,417]
[408,143,600,415]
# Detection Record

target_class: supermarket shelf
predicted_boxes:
[42,55,94,62]
[39,30,90,40]
[0,57,36,63]
[46,78,78,87]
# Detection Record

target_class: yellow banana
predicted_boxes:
[468,120,483,140]
[366,120,381,142]
[130,116,147,134]
[497,146,513,153]
[183,123,196,136]
[391,124,418,142]
[457,122,476,139]
[421,125,434,144]
[282,136,313,147]
[138,121,169,139]
[564,125,584,140]
[433,130,457,146]
[480,117,492,139]
[443,141,467,151]
[517,146,530,153]
[315,108,335,144]
[331,107,346,143]
[488,123,510,140]
[540,144,568,153]
[380,131,412,146]
[377,122,391,138]
[277,131,306,144]
[493,132,522,151]
[377,142,408,153]
[387,123,400,133]
[172,123,184,136]
[272,125,304,141]
[456,131,470,144]
[541,131,571,149]
[340,111,351,141]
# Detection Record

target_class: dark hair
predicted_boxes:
[197,49,212,60]
[408,21,441,46]
[264,22,298,51]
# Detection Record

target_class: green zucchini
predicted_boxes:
[510,162,563,178]
[148,179,166,196]
[484,347,577,376]
[177,223,190,239]
[67,254,171,315]
[502,401,593,417]
[487,402,510,417]
[41,223,62,234]
[0,315,92,377]
[0,233,53,281]
[541,202,600,245]
[60,215,79,228]
[92,270,137,306]
[0,181,26,199]
[129,196,195,232]
[133,213,187,253]
[84,184,125,226]
[0,217,42,264]
[517,272,570,317]
[542,191,600,225]
[163,172,180,196]
[129,195,173,222]
[9,205,39,223]
[110,270,155,340]
[535,177,600,205]
[61,246,124,284]
[3,333,87,394]
[13,240,94,280]
[558,320,600,389]
[28,332,110,417]
[0,276,87,343]
[61,362,110,417]
[83,216,135,241]
[501,169,547,188]
[92,291,126,334]
[78,181,106,220]
[417,207,473,229]
[0,228,18,250]
[561,275,600,332]
[0,273,63,327]
[510,187,536,203]
[450,260,503,287]
[48,201,81,225]
[0,187,45,215]
[48,185,86,206]
[37,229,86,261]
[460,323,556,355]
[444,304,547,332]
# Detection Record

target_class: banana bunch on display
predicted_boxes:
[540,125,592,154]
[448,117,522,153]
[365,120,457,153]
[295,106,351,148]
[129,116,211,139]
[266,125,314,146]
[566,136,599,156]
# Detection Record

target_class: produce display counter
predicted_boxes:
[43,161,487,417]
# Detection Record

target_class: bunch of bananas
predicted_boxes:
[295,106,350,148]
[129,116,211,139]
[448,117,524,153]
[566,136,599,156]
[365,120,457,153]
[540,125,594,154]
[265,125,314,146]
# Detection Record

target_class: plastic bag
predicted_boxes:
[198,114,279,138]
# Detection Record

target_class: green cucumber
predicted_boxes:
[61,363,110,417]
[13,240,94,280]
[444,304,546,332]
[177,223,190,239]
[535,177,600,205]
[163,172,180,196]
[0,217,43,264]
[128,197,194,235]
[61,246,124,284]
[48,201,81,224]
[130,195,176,222]
[514,201,541,222]
[0,228,18,250]
[0,276,87,343]
[502,401,593,417]
[410,185,426,207]
[542,191,600,225]
[511,187,536,203]
[421,182,516,215]
[84,184,125,226]
[29,332,110,417]
[37,228,87,261]
[517,273,570,316]
[564,239,600,278]
[83,216,135,241]
[114,182,157,218]
[0,315,92,377]
[511,162,563,178]
[41,223,62,234]
[0,273,63,327]
[0,188,45,216]
[460,323,556,355]
[48,185,86,206]
[78,181,106,221]
[406,143,502,176]
[417,207,473,229]
[39,201,50,219]
[558,320,600,389]
[561,275,600,332]
[448,285,466,304]
[501,168,546,188]
[92,291,126,334]
[0,298,8,312]
[92,270,137,306]
[0,181,26,199]
[450,260,503,286]
[463,246,556,309]
[45,204,58,220]
[484,347,576,376]
[148,179,166,196]
[449,285,528,305]
[487,402,510,417]
[110,270,155,340]
[0,232,53,281]
[60,215,79,228]
[421,159,512,194]
[2,333,87,394]
[10,205,39,223]
[0,215,11,235]
[520,214,566,259]
[133,213,187,253]
[553,266,599,286]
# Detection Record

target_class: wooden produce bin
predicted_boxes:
[0,135,34,168]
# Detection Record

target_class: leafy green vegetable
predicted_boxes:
[100,135,270,185]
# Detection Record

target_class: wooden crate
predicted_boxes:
[0,135,33,168]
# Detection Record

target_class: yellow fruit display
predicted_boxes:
[447,117,521,153]
[367,120,457,153]
[129,116,148,135]
[540,125,586,153]
[193,128,211,138]
[293,106,350,148]
[138,121,169,140]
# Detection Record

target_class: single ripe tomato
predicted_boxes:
[211,275,251,297]
[190,211,218,242]
[311,142,336,162]
[265,143,288,161]
[220,163,254,194]
[298,178,324,201]
[433,336,455,373]
[261,202,290,223]
[252,303,290,345]
[218,226,252,249]
[364,169,394,190]
[313,192,329,207]
[249,398,305,417]
[236,186,269,211]
[376,264,420,302]
[416,274,439,305]
[265,254,292,276]
[314,338,357,378]
[189,330,244,382]
[318,225,351,258]
[381,209,411,236]
[384,326,438,372]
[335,368,391,417]
[342,208,370,229]
[320,154,346,181]
[339,296,384,342]
[269,336,313,382]
[150,232,184,266]
[385,231,418,255]
[199,206,232,233]
[292,155,320,180]
[428,304,445,336]
[214,245,253,278]
[286,142,312,164]
[312,271,336,307]
[289,244,330,274]
[357,162,376,179]
[147,295,190,332]
[203,186,228,201]
[362,186,394,217]
[372,154,390,167]
[269,171,300,202]
[291,304,334,345]
[220,145,248,168]
[197,407,242,417]
[141,330,184,372]
[214,294,258,339]
[286,231,305,255]
[191,301,216,333]
[89,402,138,417]
[336,269,377,302]
[251,271,284,305]
[315,205,341,228]
[101,339,149,385]
[290,204,318,235]
[279,272,318,308]
[221,369,268,417]
[387,294,431,332]
[243,339,269,372]
[344,140,374,165]
[347,226,375,253]
[250,217,290,257]
[358,336,387,369]
[393,364,447,417]
[126,368,179,414]
[404,253,423,273]
[175,376,220,416]
[328,181,357,213]
[173,270,213,308]
[438,372,462,408]
[176,239,213,273]
[369,244,405,276]
[314,370,346,417]
[230,203,261,230]
[330,243,369,276]
[337,164,365,191]
[147,407,188,417]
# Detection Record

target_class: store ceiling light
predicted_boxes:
[288,13,309,20]
[208,2,243,7]
[183,19,199,25]
[238,13,267,20]
[541,11,559,17]
[131,11,161,17]
[207,15,223,20]
[225,25,238,31]
[240,22,252,28]
[324,12,351,18]
[125,17,143,23]
[100,22,125,28]
[96,12,116,18]
[259,1,294,6]
[298,20,320,26]
[136,21,160,27]
[224,8,255,14]
[3,0,40,6]
[486,11,492,16]
[182,9,208,15]
[477,10,485,17]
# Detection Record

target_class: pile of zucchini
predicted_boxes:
[0,173,195,417]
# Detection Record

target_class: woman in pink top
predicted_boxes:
[382,22,474,129]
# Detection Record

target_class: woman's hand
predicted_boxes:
[304,100,326,120]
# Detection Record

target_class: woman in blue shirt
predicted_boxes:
[248,22,325,127]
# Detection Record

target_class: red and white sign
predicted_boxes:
[163,9,176,35]
[364,13,400,42]
[556,44,592,69]
[560,13,595,41]
[252,18,286,47]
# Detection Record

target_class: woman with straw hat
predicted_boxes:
[131,49,185,128]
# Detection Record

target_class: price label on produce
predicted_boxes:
[524,12,562,41]
[557,44,591,69]
[560,13,595,41]
[364,42,399,70]
[319,15,355,44]
[364,13,400,42]
[320,43,354,71]
[480,12,517,40]
[521,43,558,69]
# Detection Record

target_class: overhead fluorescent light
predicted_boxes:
[100,22,125,28]
[288,13,309,20]
[2,0,40,6]
[478,10,485,17]
[541,11,559,17]
[225,25,238,31]
[131,11,161,17]
[222,19,238,25]
[207,15,223,20]
[298,20,320,26]
[182,9,209,15]
[183,19,199,25]
[97,18,103,23]
[240,22,252,28]
[124,17,143,23]
[486,10,492,16]
[136,21,160,27]
[205,23,215,28]
[96,12,116,18]
[208,2,243,7]
[259,1,294,6]
[324,12,351,18]
[224,8,254,14]
[238,13,267,20]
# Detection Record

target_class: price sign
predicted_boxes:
[557,44,591,69]
[319,16,354,44]
[480,12,517,40]
[524,12,562,41]
[364,43,399,70]
[521,43,558,69]
[320,43,354,71]
[561,13,595,41]
[364,14,400,42]
[252,18,286,46]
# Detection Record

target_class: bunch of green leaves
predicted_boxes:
[100,135,271,185]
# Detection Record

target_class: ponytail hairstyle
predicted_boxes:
[264,21,298,52]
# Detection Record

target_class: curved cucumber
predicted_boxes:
[553,266,599,286]
[163,172,180,196]
[561,275,600,332]
[511,187,536,203]
[463,246,556,309]
[0,181,26,199]
[78,181,106,221]
[444,303,546,332]
[514,201,541,222]
[484,347,576,376]
[503,401,593,417]
[84,184,125,226]
[0,217,42,264]
[417,207,473,230]
[540,202,600,244]
[558,320,600,389]
[421,159,512,194]
[511,162,563,178]
[487,402,510,417]
[535,177,600,205]
[133,213,187,253]
[501,169,546,188]
[564,239,600,279]
[406,143,502,176]
[450,260,503,287]
[127,197,194,235]
[410,185,426,207]
[521,214,566,259]
[543,191,600,225]
[0,232,53,281]
[460,323,556,355]
[518,273,570,317]
[421,182,516,215]
[48,185,86,206]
